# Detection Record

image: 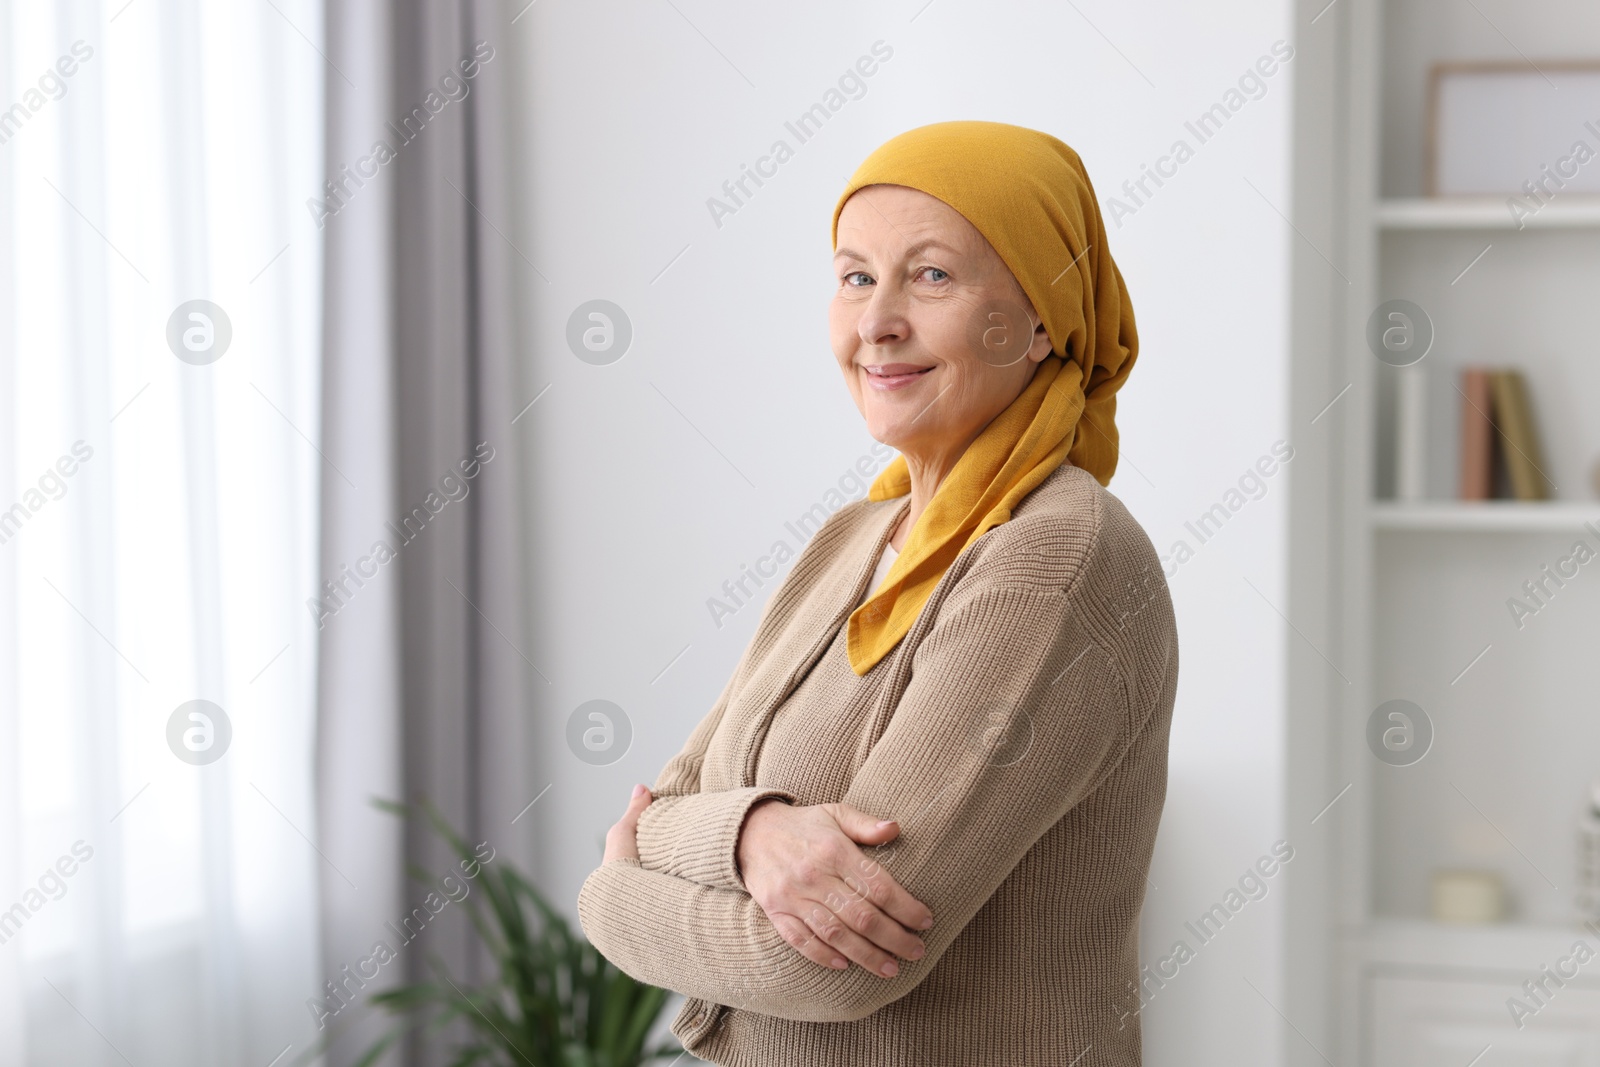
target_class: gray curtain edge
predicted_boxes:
[316,2,533,1064]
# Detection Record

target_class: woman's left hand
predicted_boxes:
[603,783,654,863]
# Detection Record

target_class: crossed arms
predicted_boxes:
[577,572,1152,1024]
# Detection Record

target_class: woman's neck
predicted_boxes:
[889,451,961,552]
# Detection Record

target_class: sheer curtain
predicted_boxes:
[0,1,325,1065]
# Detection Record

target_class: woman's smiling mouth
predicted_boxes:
[863,363,935,390]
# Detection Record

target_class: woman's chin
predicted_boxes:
[863,417,921,456]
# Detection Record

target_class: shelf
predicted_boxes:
[1371,501,1600,531]
[1350,919,1600,971]
[1375,196,1600,230]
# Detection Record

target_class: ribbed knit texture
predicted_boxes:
[577,462,1178,1066]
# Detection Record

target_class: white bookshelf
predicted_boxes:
[1375,196,1600,229]
[1291,0,1600,1063]
[1371,502,1600,531]
[1350,919,1600,971]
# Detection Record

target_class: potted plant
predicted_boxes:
[300,797,683,1067]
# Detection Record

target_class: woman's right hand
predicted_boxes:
[736,798,934,978]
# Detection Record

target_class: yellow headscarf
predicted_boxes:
[833,120,1139,676]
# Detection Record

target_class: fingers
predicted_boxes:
[767,911,849,972]
[759,876,927,979]
[818,802,936,944]
[797,881,927,978]
[769,899,910,979]
[843,849,935,936]
[616,782,652,823]
[830,801,902,846]
[829,802,935,925]
[748,802,936,978]
[825,801,935,928]
[601,785,653,864]
[618,785,651,825]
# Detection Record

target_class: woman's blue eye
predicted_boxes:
[842,267,946,286]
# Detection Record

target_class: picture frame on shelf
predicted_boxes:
[1427,60,1600,199]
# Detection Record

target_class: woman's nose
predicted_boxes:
[858,291,909,347]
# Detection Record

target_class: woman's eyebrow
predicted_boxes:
[901,239,961,260]
[834,239,962,263]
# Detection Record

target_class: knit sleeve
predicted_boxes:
[577,560,1170,1023]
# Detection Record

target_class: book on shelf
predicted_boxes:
[1455,365,1552,501]
[1458,368,1493,500]
[1490,370,1552,500]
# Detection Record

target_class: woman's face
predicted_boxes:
[830,184,1053,464]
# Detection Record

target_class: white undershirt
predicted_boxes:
[859,537,899,606]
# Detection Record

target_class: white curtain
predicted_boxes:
[0,1,325,1065]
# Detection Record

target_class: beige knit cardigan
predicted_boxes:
[577,461,1179,1066]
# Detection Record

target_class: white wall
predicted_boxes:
[507,1,1297,1061]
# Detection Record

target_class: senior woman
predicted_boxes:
[577,120,1179,1066]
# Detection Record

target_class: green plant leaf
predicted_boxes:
[340,796,680,1067]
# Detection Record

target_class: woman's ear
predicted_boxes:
[1030,321,1053,363]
